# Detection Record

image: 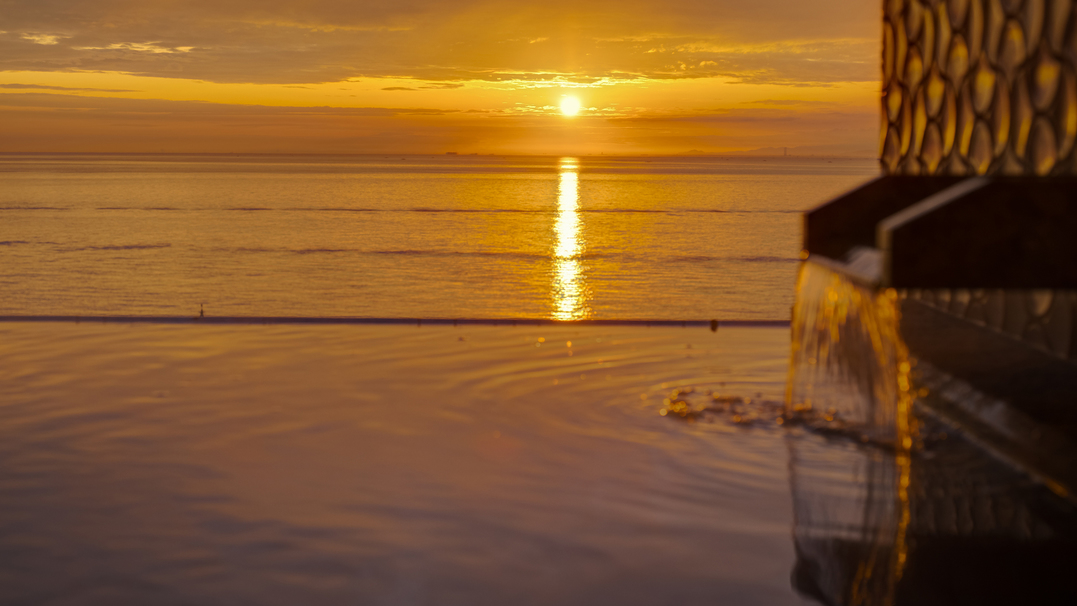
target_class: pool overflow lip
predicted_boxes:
[805,175,1077,290]
[801,175,1077,499]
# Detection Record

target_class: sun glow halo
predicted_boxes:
[560,96,581,117]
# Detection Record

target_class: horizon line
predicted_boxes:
[0,151,878,160]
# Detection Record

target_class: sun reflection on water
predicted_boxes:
[552,158,589,320]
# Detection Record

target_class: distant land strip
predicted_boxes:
[0,316,789,328]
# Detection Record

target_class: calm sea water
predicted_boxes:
[2,154,1068,604]
[0,154,877,319]
[2,322,808,605]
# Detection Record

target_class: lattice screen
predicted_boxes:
[882,0,1077,175]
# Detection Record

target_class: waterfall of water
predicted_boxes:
[785,259,914,606]
[786,260,914,445]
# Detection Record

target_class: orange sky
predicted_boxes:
[0,0,881,155]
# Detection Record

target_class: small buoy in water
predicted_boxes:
[199,303,204,318]
[710,319,718,332]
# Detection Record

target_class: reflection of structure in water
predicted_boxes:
[788,418,1077,606]
[787,262,1077,605]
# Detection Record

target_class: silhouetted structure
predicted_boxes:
[788,2,1077,604]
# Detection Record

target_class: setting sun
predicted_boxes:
[560,96,581,117]
[0,0,880,155]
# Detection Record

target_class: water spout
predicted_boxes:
[786,259,915,605]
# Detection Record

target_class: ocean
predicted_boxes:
[0,153,878,320]
[0,154,925,605]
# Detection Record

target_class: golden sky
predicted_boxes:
[0,0,880,155]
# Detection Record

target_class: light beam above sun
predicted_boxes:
[560,97,581,117]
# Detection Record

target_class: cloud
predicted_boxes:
[0,0,878,85]
[379,83,463,91]
[0,92,876,155]
[419,83,464,89]
[0,83,138,92]
[745,99,841,106]
[0,92,445,118]
[73,42,195,54]
[20,33,64,45]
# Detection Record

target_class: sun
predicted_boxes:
[560,96,581,117]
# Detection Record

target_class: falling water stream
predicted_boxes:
[784,260,913,605]
[778,260,1077,606]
